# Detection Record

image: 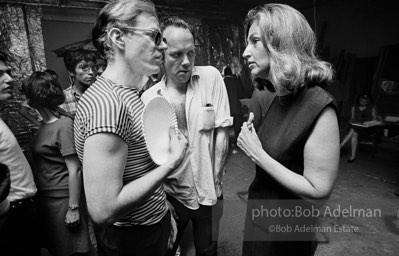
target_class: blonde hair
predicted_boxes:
[244,3,334,95]
[92,0,157,61]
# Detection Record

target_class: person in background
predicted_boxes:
[23,71,92,256]
[20,69,58,127]
[60,48,98,116]
[141,16,232,256]
[238,64,254,99]
[74,1,187,255]
[340,93,380,162]
[223,66,243,146]
[237,4,339,255]
[0,50,39,255]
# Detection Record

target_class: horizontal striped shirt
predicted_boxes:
[74,76,167,226]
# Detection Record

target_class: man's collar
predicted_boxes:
[70,83,82,99]
[161,66,200,88]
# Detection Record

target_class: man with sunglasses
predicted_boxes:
[74,1,187,255]
[0,50,39,255]
[60,48,98,116]
[142,16,232,256]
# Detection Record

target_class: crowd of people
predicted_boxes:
[0,1,342,256]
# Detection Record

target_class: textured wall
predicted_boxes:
[206,21,244,74]
[0,4,44,149]
[1,4,32,80]
[26,6,46,72]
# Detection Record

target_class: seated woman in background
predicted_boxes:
[340,93,381,162]
[23,71,92,256]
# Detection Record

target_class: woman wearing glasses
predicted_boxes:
[237,4,340,256]
[74,0,187,255]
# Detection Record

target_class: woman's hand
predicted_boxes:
[237,118,264,163]
[65,208,80,229]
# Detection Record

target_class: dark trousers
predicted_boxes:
[97,211,170,256]
[0,197,40,256]
[166,195,224,256]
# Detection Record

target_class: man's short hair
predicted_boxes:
[92,0,158,61]
[63,49,98,74]
[161,16,195,41]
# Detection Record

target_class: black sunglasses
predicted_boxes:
[124,27,164,46]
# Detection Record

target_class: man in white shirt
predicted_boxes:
[0,50,39,255]
[142,16,232,256]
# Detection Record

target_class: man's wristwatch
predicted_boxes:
[68,205,79,210]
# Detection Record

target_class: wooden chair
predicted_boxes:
[357,125,384,157]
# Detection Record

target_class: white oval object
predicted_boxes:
[142,96,177,165]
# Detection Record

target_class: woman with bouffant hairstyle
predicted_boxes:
[23,72,65,111]
[247,4,334,95]
[238,4,339,256]
[24,71,92,256]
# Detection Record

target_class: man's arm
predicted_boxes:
[210,67,233,196]
[213,127,229,197]
[83,130,186,226]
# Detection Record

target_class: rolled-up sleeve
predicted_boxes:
[211,68,233,128]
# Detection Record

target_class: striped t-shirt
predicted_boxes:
[74,76,167,226]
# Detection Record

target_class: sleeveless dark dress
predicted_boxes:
[351,105,375,137]
[242,85,337,256]
[353,104,373,123]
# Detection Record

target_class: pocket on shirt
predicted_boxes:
[198,106,215,132]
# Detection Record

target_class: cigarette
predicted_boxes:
[247,112,254,131]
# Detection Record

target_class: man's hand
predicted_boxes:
[168,212,178,250]
[166,199,178,220]
[166,200,178,250]
[167,126,188,169]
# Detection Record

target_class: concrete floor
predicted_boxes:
[211,142,399,256]
[42,140,399,256]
